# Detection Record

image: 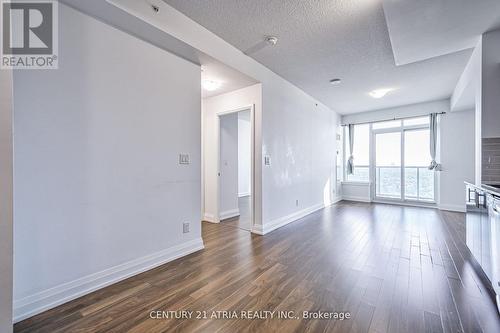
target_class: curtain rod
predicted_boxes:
[341,111,446,127]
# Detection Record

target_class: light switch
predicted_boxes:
[179,154,190,165]
[264,155,271,166]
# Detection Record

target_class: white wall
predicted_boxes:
[0,69,13,333]
[342,99,475,211]
[451,42,481,112]
[482,29,500,139]
[341,182,371,202]
[202,84,261,224]
[238,111,251,197]
[261,84,338,234]
[454,30,500,184]
[439,109,475,212]
[107,1,341,234]
[219,113,239,219]
[13,4,202,321]
[342,99,450,125]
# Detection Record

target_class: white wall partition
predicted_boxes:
[104,1,341,234]
[261,84,339,234]
[0,69,13,333]
[202,84,261,225]
[13,4,202,321]
[439,109,475,211]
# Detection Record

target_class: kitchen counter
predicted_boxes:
[464,181,500,197]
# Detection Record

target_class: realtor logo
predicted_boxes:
[1,0,58,69]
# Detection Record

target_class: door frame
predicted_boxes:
[215,105,255,229]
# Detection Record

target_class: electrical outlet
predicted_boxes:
[264,155,271,166]
[296,199,299,206]
[183,222,190,233]
[179,154,190,165]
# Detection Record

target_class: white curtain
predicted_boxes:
[428,113,441,171]
[347,124,354,175]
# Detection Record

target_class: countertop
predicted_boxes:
[465,181,500,197]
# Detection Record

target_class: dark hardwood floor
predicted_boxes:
[15,201,500,332]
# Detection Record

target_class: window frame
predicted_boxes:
[342,116,436,205]
[371,119,436,204]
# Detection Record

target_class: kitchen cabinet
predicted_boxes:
[466,184,492,281]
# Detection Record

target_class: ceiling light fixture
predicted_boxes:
[201,79,221,91]
[329,78,341,86]
[369,88,394,98]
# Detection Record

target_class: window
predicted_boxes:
[346,124,369,182]
[375,132,401,198]
[344,116,436,202]
[372,120,401,130]
[403,116,429,127]
[373,118,435,202]
[404,129,434,201]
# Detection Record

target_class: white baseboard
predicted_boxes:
[339,197,465,213]
[238,192,251,197]
[252,203,325,235]
[219,208,239,220]
[439,203,466,213]
[203,212,217,223]
[341,195,371,203]
[332,196,343,204]
[13,238,204,323]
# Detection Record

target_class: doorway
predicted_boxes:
[204,105,255,231]
[215,106,254,231]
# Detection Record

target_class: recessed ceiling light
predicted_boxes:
[369,88,394,98]
[201,80,221,91]
[329,78,341,85]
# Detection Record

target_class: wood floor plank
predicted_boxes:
[14,202,500,333]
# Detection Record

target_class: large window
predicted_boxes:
[373,117,434,202]
[346,124,369,182]
[344,116,435,203]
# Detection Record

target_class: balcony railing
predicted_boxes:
[375,166,434,201]
[345,165,435,202]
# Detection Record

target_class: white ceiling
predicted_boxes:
[60,0,258,99]
[163,0,500,114]
[383,0,500,66]
[199,54,258,98]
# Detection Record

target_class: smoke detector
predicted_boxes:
[265,36,278,46]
